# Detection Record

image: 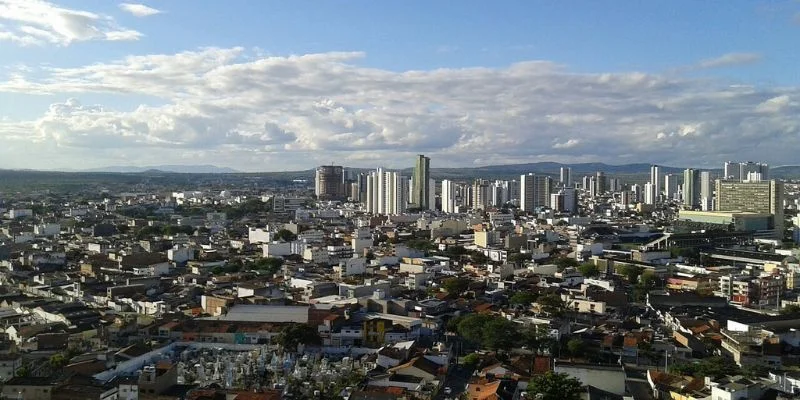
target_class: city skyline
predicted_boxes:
[2,1,800,171]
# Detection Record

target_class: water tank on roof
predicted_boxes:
[373,289,386,300]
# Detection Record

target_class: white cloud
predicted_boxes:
[0,0,142,46]
[695,52,762,69]
[0,48,799,171]
[552,139,581,149]
[119,3,161,17]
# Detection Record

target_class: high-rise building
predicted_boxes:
[472,179,492,210]
[315,165,346,200]
[442,180,456,213]
[365,168,408,215]
[650,165,662,202]
[715,180,784,238]
[595,172,607,196]
[700,171,713,211]
[683,168,702,209]
[520,174,552,212]
[631,184,642,203]
[560,167,572,187]
[724,161,740,181]
[551,187,577,213]
[644,182,655,205]
[411,155,431,209]
[724,161,769,182]
[664,174,678,201]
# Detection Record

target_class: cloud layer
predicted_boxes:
[0,47,798,171]
[0,0,141,46]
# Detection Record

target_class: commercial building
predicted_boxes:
[682,168,702,209]
[715,180,784,238]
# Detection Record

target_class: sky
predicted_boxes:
[1,1,800,172]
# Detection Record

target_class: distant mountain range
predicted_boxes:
[3,162,800,180]
[81,165,241,174]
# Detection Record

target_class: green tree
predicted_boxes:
[405,238,436,253]
[509,252,532,266]
[519,325,555,353]
[274,229,298,242]
[15,366,30,377]
[456,314,491,345]
[443,277,471,296]
[463,353,480,367]
[554,257,579,272]
[537,293,567,317]
[615,264,643,282]
[275,324,321,350]
[246,257,284,274]
[481,317,519,351]
[577,263,600,277]
[528,372,583,400]
[510,291,538,306]
[780,304,800,315]
[470,251,489,264]
[49,352,69,368]
[567,338,585,358]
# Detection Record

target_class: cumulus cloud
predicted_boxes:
[0,0,142,46]
[119,3,161,17]
[0,47,799,170]
[695,52,762,69]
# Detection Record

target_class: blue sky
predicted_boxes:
[1,0,800,171]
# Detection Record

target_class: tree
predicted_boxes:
[15,366,30,377]
[275,324,321,350]
[780,304,800,315]
[615,264,643,283]
[443,277,470,296]
[554,257,579,272]
[49,352,69,368]
[246,257,284,275]
[537,293,567,317]
[481,317,519,351]
[577,263,600,277]
[274,229,298,242]
[567,338,585,358]
[462,353,480,368]
[470,251,489,265]
[509,252,532,266]
[510,291,538,306]
[528,372,583,400]
[456,314,491,345]
[519,325,555,354]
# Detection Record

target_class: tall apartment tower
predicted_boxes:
[644,182,655,205]
[365,168,408,215]
[441,180,456,213]
[650,165,662,203]
[700,171,713,211]
[664,174,678,201]
[472,179,492,210]
[560,167,572,187]
[412,155,431,209]
[715,180,784,238]
[520,174,552,212]
[315,165,346,200]
[682,168,702,209]
[595,172,607,196]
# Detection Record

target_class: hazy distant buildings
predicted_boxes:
[595,171,607,196]
[412,155,430,209]
[315,165,346,201]
[724,161,769,182]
